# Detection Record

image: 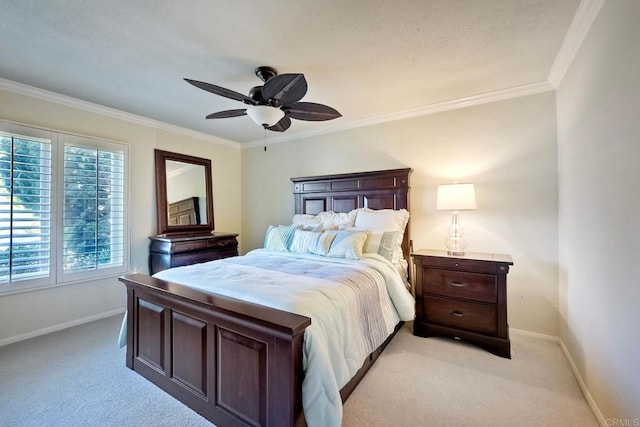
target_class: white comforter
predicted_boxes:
[152,249,415,427]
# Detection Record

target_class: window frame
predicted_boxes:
[0,121,129,294]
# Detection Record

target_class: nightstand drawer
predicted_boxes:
[423,269,497,303]
[420,256,500,274]
[424,297,497,335]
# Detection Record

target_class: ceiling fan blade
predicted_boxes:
[205,109,247,119]
[287,102,342,121]
[262,74,308,107]
[184,78,256,105]
[267,115,292,132]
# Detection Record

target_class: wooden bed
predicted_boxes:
[119,168,411,427]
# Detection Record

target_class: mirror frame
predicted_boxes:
[155,149,214,235]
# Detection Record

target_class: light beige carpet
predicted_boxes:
[343,322,598,426]
[0,316,598,426]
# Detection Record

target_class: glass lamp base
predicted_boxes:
[447,250,466,256]
[444,236,467,256]
[445,211,467,255]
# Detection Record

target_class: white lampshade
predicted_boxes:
[246,105,285,127]
[436,183,477,211]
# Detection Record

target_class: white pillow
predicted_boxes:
[292,214,321,226]
[326,230,368,260]
[354,208,409,232]
[290,229,336,256]
[318,211,357,229]
[293,211,357,230]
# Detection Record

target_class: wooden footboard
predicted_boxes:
[120,274,311,427]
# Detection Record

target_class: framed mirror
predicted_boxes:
[155,149,214,235]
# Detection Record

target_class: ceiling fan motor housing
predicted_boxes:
[248,86,266,104]
[254,66,278,82]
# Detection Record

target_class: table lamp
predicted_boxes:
[436,183,476,255]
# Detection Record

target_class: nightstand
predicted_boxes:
[412,249,513,358]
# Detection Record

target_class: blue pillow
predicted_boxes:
[264,224,298,251]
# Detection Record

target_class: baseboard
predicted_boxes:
[510,328,605,425]
[0,307,126,347]
[558,339,607,427]
[509,327,559,342]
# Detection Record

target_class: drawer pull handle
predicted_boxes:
[450,311,465,317]
[449,281,466,288]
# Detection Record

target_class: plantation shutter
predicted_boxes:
[62,145,124,272]
[0,133,52,283]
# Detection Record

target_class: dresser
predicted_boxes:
[149,232,239,274]
[412,249,513,358]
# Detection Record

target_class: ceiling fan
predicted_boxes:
[184,66,341,132]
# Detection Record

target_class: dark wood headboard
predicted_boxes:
[291,168,412,265]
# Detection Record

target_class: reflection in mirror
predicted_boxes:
[155,149,214,236]
[166,161,207,226]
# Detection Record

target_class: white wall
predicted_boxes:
[0,88,242,345]
[242,91,559,335]
[557,0,640,422]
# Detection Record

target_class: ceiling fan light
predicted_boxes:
[246,105,285,127]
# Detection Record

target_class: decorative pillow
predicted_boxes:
[290,229,336,256]
[293,211,357,230]
[318,211,357,229]
[339,227,401,262]
[292,214,322,227]
[354,208,409,265]
[302,223,324,232]
[326,230,368,260]
[364,230,401,261]
[264,224,298,251]
[293,222,323,232]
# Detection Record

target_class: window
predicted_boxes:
[0,123,128,293]
[0,132,52,284]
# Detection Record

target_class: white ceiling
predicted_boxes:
[1,0,579,145]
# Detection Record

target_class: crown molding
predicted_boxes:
[0,77,556,151]
[548,0,606,88]
[243,81,555,149]
[2,0,604,151]
[0,78,241,149]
